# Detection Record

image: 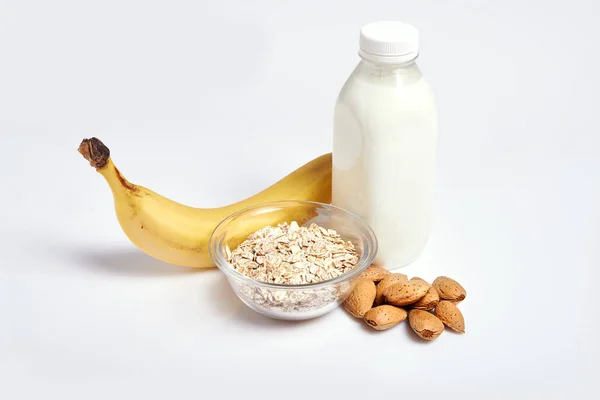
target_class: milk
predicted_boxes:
[332,22,438,269]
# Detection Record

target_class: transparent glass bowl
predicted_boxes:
[209,200,378,320]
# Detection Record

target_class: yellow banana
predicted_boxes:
[78,138,332,268]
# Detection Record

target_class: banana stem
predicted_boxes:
[78,137,110,169]
[78,137,137,194]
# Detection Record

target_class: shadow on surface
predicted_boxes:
[62,247,205,277]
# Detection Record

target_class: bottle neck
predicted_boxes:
[358,49,419,66]
[358,52,419,70]
[353,55,423,86]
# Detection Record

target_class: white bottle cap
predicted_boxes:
[359,21,419,64]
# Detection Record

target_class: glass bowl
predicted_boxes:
[209,200,378,320]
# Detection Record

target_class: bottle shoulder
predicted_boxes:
[336,71,436,108]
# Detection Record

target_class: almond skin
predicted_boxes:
[383,280,430,306]
[408,309,445,340]
[434,300,465,333]
[359,265,391,283]
[410,277,429,284]
[343,278,376,318]
[432,276,467,302]
[411,286,440,310]
[374,273,409,306]
[363,305,407,331]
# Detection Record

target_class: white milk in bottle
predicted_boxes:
[332,21,438,269]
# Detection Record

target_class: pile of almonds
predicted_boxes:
[343,265,467,340]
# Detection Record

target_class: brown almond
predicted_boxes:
[434,300,465,333]
[359,265,391,282]
[408,309,445,340]
[343,278,376,318]
[432,276,467,302]
[383,280,430,306]
[363,305,407,331]
[374,273,409,305]
[411,286,440,310]
[410,277,429,284]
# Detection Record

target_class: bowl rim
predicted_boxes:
[208,200,378,290]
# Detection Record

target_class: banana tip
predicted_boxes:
[79,137,110,169]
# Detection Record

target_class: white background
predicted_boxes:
[1,0,598,398]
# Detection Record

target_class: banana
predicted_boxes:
[78,138,332,268]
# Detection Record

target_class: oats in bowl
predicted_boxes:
[228,221,359,285]
[209,200,378,320]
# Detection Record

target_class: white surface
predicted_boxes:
[359,21,419,63]
[0,0,598,398]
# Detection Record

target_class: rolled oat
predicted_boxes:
[228,221,359,284]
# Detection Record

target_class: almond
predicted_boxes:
[383,280,430,306]
[363,305,407,331]
[408,309,445,340]
[410,277,429,284]
[434,300,465,333]
[432,276,467,302]
[359,265,391,282]
[411,286,440,310]
[374,273,409,306]
[343,278,376,318]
